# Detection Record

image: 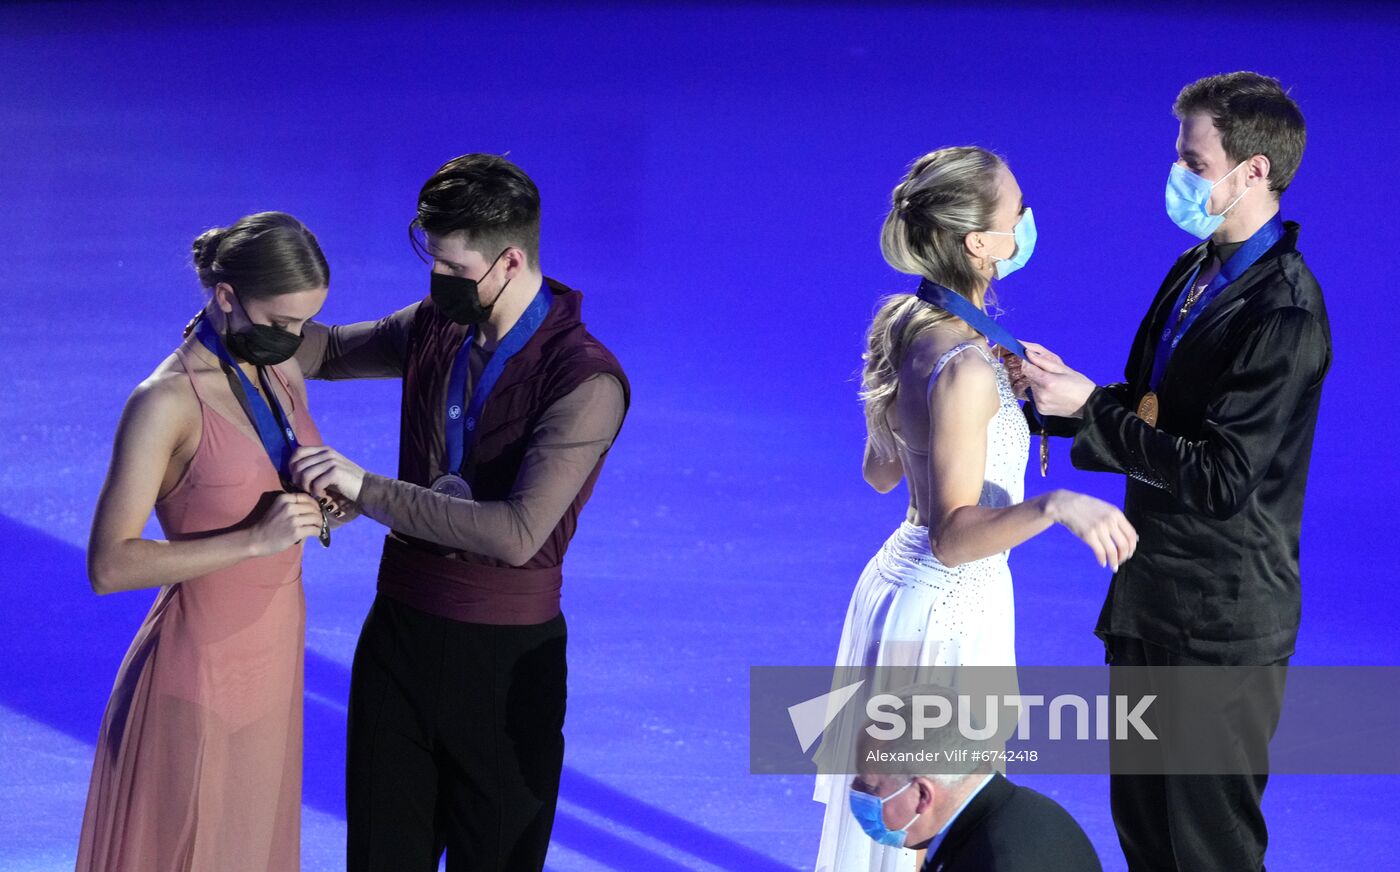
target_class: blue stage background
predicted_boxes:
[2,2,1396,869]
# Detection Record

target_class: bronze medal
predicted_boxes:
[1137,392,1159,427]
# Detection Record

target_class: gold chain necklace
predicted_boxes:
[1179,272,1213,319]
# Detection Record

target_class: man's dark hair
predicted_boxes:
[1173,71,1307,196]
[411,153,541,265]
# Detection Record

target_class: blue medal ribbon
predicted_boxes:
[915,278,1043,428]
[443,287,553,477]
[1149,214,1285,391]
[193,316,299,479]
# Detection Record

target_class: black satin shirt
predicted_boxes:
[1047,222,1331,664]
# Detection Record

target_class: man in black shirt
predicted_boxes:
[1017,72,1330,871]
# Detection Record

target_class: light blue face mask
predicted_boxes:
[849,781,922,847]
[982,206,1036,279]
[1165,161,1251,239]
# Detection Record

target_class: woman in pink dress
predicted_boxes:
[78,212,340,872]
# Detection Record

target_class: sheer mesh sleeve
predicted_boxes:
[357,373,625,565]
[295,302,419,380]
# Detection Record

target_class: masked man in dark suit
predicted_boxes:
[847,686,1103,872]
[1016,72,1330,872]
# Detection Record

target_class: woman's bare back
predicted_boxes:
[886,325,1001,526]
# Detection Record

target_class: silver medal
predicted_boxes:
[430,473,473,500]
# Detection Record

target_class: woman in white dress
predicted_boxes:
[813,147,1138,871]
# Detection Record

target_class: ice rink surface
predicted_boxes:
[2,2,1396,868]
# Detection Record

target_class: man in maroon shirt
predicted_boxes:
[289,154,628,871]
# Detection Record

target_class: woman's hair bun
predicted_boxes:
[188,212,329,298]
[191,226,227,285]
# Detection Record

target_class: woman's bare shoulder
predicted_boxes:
[124,354,199,429]
[903,326,985,384]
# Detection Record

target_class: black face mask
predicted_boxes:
[223,293,303,366]
[429,250,509,326]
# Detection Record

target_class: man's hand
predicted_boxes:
[1017,341,1098,418]
[290,446,367,504]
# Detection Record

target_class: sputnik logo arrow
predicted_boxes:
[787,680,865,753]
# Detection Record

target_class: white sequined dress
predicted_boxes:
[813,340,1030,872]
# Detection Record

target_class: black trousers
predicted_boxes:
[346,594,567,872]
[1106,635,1288,872]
